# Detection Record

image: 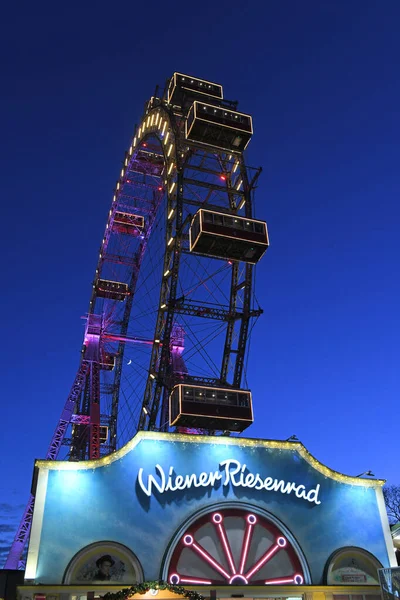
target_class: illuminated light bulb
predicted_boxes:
[154,339,160,343]
[133,136,137,145]
[155,113,159,126]
[164,131,170,145]
[158,186,163,191]
[129,146,133,155]
[117,183,120,190]
[233,161,239,173]
[167,143,173,157]
[121,169,124,177]
[236,179,242,190]
[113,195,116,201]
[168,208,174,219]
[149,373,155,380]
[220,175,226,181]
[150,114,154,126]
[143,142,147,147]
[168,162,174,175]
[161,303,166,309]
[162,121,167,135]
[238,199,246,210]
[164,269,170,277]
[138,128,141,137]
[169,181,176,193]
[168,237,174,246]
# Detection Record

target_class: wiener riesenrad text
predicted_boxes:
[137,459,322,505]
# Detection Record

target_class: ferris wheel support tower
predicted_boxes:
[5,72,269,569]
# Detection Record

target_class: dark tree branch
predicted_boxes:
[383,485,400,525]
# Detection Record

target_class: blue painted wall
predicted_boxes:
[33,433,389,584]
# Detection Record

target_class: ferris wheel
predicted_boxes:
[5,73,269,569]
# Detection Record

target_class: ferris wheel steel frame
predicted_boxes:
[5,75,264,569]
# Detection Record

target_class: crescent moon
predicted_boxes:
[127,359,132,365]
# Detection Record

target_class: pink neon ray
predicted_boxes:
[265,576,298,585]
[239,519,255,574]
[244,542,280,580]
[191,540,231,579]
[180,577,213,585]
[213,517,236,575]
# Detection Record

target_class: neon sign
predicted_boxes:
[137,458,321,505]
[168,510,305,585]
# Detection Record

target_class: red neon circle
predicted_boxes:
[212,513,223,524]
[183,534,193,546]
[277,536,287,547]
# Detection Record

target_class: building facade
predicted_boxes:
[18,432,396,600]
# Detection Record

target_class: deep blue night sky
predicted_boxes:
[1,0,399,566]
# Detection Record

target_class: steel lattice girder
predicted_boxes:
[6,77,264,569]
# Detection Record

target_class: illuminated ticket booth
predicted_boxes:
[17,432,395,600]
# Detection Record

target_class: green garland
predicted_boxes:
[103,581,205,600]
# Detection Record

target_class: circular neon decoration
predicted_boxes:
[167,507,305,586]
[183,534,193,546]
[212,513,223,524]
[277,537,287,547]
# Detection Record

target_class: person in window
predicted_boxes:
[94,555,115,581]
